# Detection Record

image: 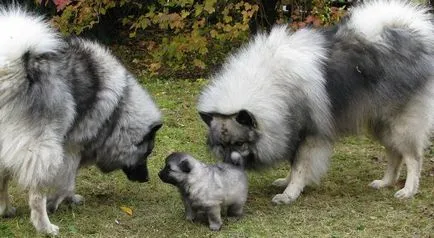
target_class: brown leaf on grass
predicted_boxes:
[120,206,133,216]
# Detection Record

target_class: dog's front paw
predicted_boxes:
[1,206,16,218]
[209,223,222,231]
[45,223,59,236]
[271,193,296,205]
[69,194,84,205]
[394,188,416,199]
[36,223,59,236]
[369,179,388,189]
[272,178,289,187]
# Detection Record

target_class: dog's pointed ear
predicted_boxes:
[179,160,191,173]
[236,109,257,128]
[199,112,213,127]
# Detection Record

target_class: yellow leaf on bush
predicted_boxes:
[204,0,217,14]
[120,206,133,216]
[193,59,206,69]
[210,29,218,38]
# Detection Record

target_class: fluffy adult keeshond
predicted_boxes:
[0,7,162,235]
[198,0,434,205]
[158,152,248,231]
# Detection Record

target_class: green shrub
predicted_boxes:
[35,0,258,78]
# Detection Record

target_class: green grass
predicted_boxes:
[2,78,434,237]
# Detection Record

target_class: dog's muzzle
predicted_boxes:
[122,163,149,182]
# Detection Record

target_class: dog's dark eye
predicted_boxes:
[234,142,244,147]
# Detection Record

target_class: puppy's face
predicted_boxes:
[199,110,259,168]
[158,152,193,186]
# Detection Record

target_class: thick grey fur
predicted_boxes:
[0,7,162,235]
[198,0,434,205]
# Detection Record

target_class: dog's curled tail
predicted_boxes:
[347,0,433,43]
[0,6,62,70]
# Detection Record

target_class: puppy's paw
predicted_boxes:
[209,223,222,231]
[394,188,416,199]
[1,206,16,218]
[369,179,388,189]
[272,178,289,187]
[271,193,296,205]
[185,214,195,222]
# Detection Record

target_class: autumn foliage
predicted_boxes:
[34,0,349,78]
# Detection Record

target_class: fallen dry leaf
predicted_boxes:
[120,206,133,216]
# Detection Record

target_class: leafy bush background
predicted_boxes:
[32,0,356,78]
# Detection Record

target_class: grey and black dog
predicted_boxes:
[198,0,434,205]
[159,152,248,231]
[0,7,162,235]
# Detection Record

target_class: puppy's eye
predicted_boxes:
[167,166,176,172]
[234,142,244,147]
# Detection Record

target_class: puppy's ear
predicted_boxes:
[199,112,213,127]
[236,109,257,128]
[179,160,191,173]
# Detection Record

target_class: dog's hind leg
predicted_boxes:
[47,154,82,213]
[47,177,83,213]
[272,136,333,205]
[29,188,59,235]
[373,87,433,199]
[369,148,403,189]
[0,173,15,217]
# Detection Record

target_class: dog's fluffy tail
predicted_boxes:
[0,6,62,69]
[347,0,433,43]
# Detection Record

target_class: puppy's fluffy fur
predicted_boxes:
[159,152,248,231]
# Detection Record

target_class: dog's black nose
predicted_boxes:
[122,164,149,183]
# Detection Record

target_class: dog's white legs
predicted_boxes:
[0,174,15,217]
[394,154,422,199]
[272,136,332,205]
[29,188,59,236]
[370,149,402,189]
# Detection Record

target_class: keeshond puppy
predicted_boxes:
[198,0,434,205]
[0,7,162,235]
[158,152,248,231]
